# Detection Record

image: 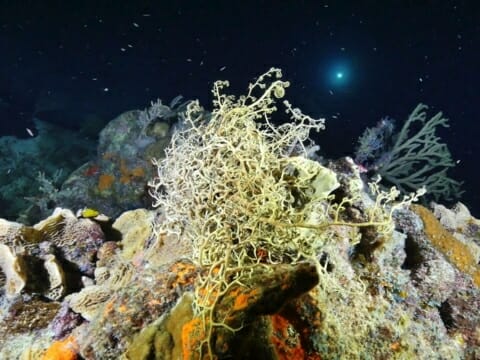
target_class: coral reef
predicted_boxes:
[0,119,95,222]
[0,70,479,359]
[0,208,108,357]
[12,98,187,225]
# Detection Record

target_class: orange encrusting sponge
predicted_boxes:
[42,335,78,360]
[412,204,480,287]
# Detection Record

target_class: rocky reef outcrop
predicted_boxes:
[0,167,479,359]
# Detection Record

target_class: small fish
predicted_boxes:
[26,128,34,136]
[81,208,100,218]
[219,66,226,71]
